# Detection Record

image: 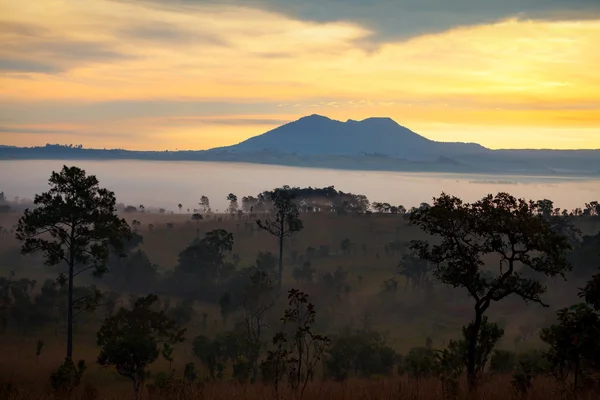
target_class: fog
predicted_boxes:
[1,160,598,211]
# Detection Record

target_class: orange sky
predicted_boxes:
[1,0,599,150]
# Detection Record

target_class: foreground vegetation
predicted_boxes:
[1,168,599,399]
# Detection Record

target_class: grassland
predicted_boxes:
[1,210,599,399]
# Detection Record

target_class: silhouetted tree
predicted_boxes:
[256,188,304,287]
[97,294,185,400]
[227,193,238,215]
[131,219,141,232]
[199,196,210,214]
[178,203,183,213]
[410,192,573,391]
[16,166,131,360]
[239,271,276,382]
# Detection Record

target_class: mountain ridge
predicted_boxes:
[1,115,599,176]
[212,114,487,159]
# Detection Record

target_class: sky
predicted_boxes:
[1,0,599,151]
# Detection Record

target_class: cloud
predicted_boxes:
[122,0,600,41]
[0,100,292,124]
[0,58,60,73]
[1,0,599,150]
[0,126,71,135]
[0,125,142,139]
[118,22,229,46]
[165,117,291,125]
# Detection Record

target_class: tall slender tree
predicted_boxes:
[16,165,131,360]
[256,188,303,287]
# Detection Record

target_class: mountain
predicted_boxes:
[212,114,487,160]
[1,115,599,176]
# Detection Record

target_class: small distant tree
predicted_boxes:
[97,294,185,400]
[219,292,235,325]
[131,219,141,232]
[191,213,203,224]
[158,208,166,214]
[410,192,573,391]
[16,166,131,360]
[199,196,210,214]
[124,205,137,213]
[257,188,304,287]
[340,238,352,255]
[139,205,145,213]
[227,193,238,215]
[178,203,183,213]
[183,362,197,383]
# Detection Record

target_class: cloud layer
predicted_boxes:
[0,0,599,150]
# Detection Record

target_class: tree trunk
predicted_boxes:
[278,233,284,288]
[466,309,483,393]
[67,263,74,360]
[252,359,258,383]
[133,378,140,400]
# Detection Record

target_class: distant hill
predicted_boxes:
[1,115,599,176]
[212,114,487,160]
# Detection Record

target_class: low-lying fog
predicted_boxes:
[2,160,598,211]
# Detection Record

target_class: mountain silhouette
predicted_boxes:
[212,114,487,160]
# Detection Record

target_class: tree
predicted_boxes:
[410,192,573,391]
[16,166,131,360]
[398,249,430,291]
[191,213,203,224]
[239,271,276,382]
[261,289,329,399]
[178,203,183,213]
[256,188,304,287]
[176,229,234,283]
[97,294,185,400]
[199,196,210,214]
[227,193,238,215]
[131,219,141,232]
[540,268,600,391]
[139,204,145,213]
[541,303,600,391]
[340,238,352,255]
[325,329,397,381]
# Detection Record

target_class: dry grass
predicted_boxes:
[2,372,598,400]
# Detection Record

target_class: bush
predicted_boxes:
[50,358,86,397]
[490,349,517,373]
[325,330,398,381]
[403,347,437,379]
